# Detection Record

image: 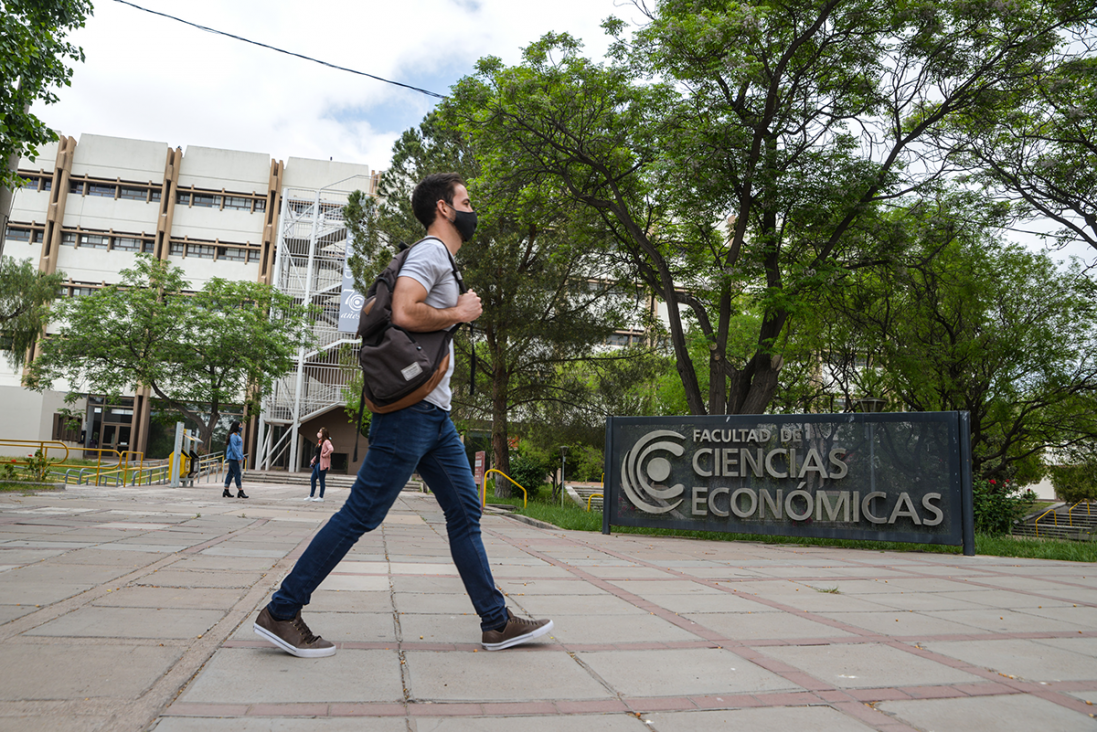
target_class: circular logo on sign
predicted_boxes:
[345,291,366,311]
[621,430,686,514]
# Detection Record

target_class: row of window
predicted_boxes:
[56,229,260,262]
[68,178,162,203]
[3,225,45,243]
[19,172,269,215]
[175,190,266,213]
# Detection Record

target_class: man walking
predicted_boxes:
[254,173,553,657]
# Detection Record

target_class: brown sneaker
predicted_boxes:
[481,609,554,651]
[253,606,336,658]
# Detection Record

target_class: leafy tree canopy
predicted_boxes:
[450,0,1097,417]
[0,257,64,368]
[25,255,316,448]
[1,0,92,188]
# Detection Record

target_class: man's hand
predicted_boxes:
[454,290,482,323]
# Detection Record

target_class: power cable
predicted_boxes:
[112,0,447,99]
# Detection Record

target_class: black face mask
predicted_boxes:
[450,208,478,242]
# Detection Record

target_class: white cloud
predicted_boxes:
[35,0,630,171]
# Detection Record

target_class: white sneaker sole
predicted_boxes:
[482,619,554,651]
[254,622,337,658]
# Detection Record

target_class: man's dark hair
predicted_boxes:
[411,172,465,229]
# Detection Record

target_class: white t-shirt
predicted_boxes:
[398,237,460,410]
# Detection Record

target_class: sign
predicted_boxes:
[338,259,364,334]
[604,412,974,554]
[474,451,486,488]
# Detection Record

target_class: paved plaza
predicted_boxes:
[0,476,1095,731]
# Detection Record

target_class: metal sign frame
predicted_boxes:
[603,412,974,555]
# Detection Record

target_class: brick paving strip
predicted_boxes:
[1,481,1096,731]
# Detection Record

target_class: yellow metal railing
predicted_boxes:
[586,493,603,512]
[481,468,528,508]
[1033,499,1093,538]
[0,440,168,487]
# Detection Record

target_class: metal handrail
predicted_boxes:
[481,468,528,508]
[1067,499,1093,526]
[1034,500,1093,537]
[587,493,603,512]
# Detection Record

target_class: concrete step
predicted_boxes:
[244,470,425,492]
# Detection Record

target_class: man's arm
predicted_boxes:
[391,276,482,332]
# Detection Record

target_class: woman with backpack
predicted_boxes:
[307,427,334,502]
[222,421,248,499]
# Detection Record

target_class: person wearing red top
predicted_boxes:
[307,428,333,502]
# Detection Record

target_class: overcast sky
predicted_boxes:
[34,0,637,171]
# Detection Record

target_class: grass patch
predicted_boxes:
[498,487,1097,563]
[0,481,63,493]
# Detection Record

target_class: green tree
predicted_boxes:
[0,0,92,189]
[345,111,634,491]
[0,257,64,368]
[818,197,1097,481]
[452,0,1096,417]
[25,255,315,448]
[954,53,1097,253]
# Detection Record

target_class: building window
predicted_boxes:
[112,236,142,251]
[52,414,82,443]
[119,186,148,201]
[150,190,161,202]
[169,242,185,256]
[218,246,246,261]
[80,234,109,249]
[187,243,216,259]
[4,226,31,242]
[88,183,116,198]
[192,194,220,208]
[20,176,37,190]
[69,180,85,195]
[254,199,266,213]
[176,192,191,206]
[61,232,77,246]
[223,196,249,211]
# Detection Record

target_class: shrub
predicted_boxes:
[507,452,551,499]
[973,478,1036,535]
[1047,463,1097,504]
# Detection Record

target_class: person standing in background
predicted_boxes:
[223,421,248,499]
[307,427,333,502]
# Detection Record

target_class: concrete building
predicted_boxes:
[1,133,378,473]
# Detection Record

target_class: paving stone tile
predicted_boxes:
[411,715,649,731]
[179,648,404,704]
[26,606,225,639]
[0,643,182,699]
[578,647,801,697]
[551,612,704,645]
[155,719,407,731]
[507,593,654,617]
[760,642,982,688]
[924,608,1092,634]
[645,592,777,614]
[924,638,1097,682]
[404,649,611,702]
[646,705,880,732]
[497,579,612,596]
[815,610,986,637]
[91,585,245,610]
[878,693,1096,731]
[605,580,726,596]
[0,604,38,623]
[685,611,855,641]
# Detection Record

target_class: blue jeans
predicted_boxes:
[224,459,242,490]
[310,463,327,497]
[268,402,508,632]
